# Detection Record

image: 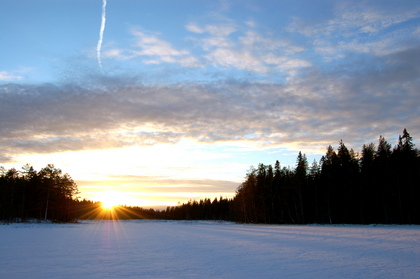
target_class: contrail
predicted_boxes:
[97,0,107,70]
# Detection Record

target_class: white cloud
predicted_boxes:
[132,30,188,57]
[186,21,308,74]
[332,5,420,35]
[239,31,288,51]
[186,22,237,37]
[102,49,133,60]
[206,48,268,73]
[263,55,311,69]
[288,2,420,60]
[204,24,237,37]
[186,22,237,51]
[103,29,199,68]
[178,56,202,68]
[186,23,205,34]
[245,20,256,28]
[0,70,23,81]
[105,17,311,75]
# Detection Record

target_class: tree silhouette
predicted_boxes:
[229,129,419,224]
[2,129,418,224]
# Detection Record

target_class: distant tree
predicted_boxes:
[397,128,415,154]
[361,143,375,172]
[308,159,321,223]
[295,152,308,223]
[360,142,376,223]
[336,140,360,223]
[391,129,419,223]
[272,160,284,223]
[320,145,338,224]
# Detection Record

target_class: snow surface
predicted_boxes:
[0,221,419,279]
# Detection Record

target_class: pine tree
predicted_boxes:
[392,129,418,223]
[295,152,308,223]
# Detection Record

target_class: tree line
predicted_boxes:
[162,197,232,221]
[166,129,419,224]
[231,128,419,224]
[0,164,79,222]
[0,163,167,222]
[1,129,419,224]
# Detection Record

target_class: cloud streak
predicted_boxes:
[96,0,107,70]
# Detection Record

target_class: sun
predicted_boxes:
[96,191,122,210]
[101,199,118,210]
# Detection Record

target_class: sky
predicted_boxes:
[1,0,419,208]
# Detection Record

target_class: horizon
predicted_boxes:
[1,0,419,207]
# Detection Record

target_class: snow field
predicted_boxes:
[0,221,419,278]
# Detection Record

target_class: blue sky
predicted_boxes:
[1,0,419,207]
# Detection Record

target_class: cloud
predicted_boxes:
[186,22,237,37]
[92,175,240,193]
[186,22,309,74]
[332,2,420,35]
[96,0,107,70]
[82,167,242,195]
[1,41,419,162]
[1,1,419,163]
[131,30,188,57]
[185,23,205,34]
[104,17,310,76]
[104,29,201,68]
[287,1,420,60]
[205,49,268,73]
[103,49,131,60]
[0,70,23,81]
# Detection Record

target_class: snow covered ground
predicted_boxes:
[0,221,419,279]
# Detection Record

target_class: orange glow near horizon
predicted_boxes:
[94,191,126,210]
[10,142,254,210]
[100,200,117,210]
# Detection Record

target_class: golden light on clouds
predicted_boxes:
[11,140,245,208]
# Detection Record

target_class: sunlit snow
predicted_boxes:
[1,221,418,278]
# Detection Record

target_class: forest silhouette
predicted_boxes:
[1,129,419,224]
